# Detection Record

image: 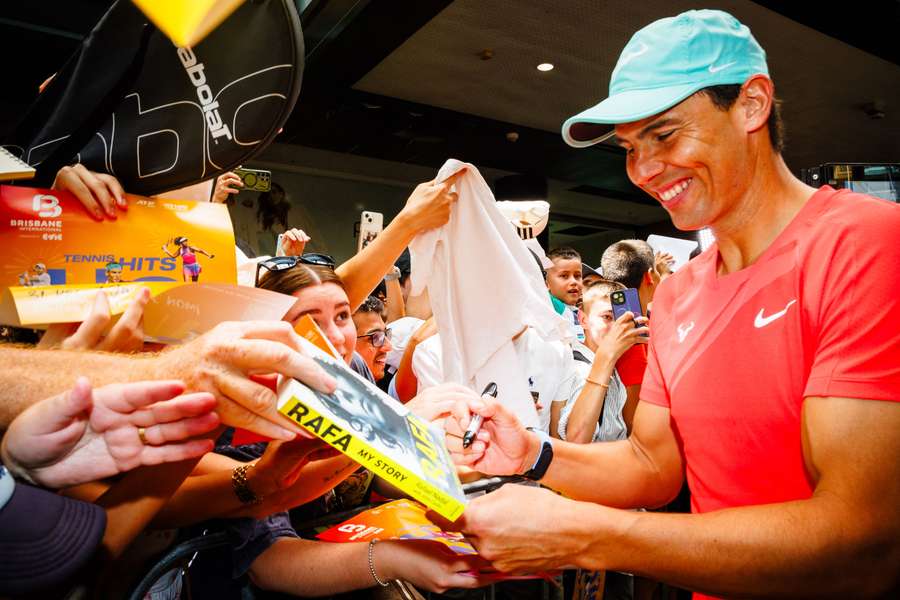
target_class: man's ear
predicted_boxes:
[739,75,775,136]
[644,268,659,289]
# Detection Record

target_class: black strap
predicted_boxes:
[572,349,592,364]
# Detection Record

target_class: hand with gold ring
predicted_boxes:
[0,377,219,489]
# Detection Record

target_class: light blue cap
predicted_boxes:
[562,10,769,148]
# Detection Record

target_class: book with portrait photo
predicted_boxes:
[277,333,466,521]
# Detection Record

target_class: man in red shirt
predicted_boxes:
[443,9,900,598]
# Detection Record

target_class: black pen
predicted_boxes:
[462,382,498,449]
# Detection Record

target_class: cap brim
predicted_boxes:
[582,263,601,278]
[0,483,105,595]
[562,82,701,148]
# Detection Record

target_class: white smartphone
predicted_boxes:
[357,211,384,253]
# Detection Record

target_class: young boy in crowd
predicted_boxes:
[558,279,647,443]
[599,239,658,430]
[545,246,585,342]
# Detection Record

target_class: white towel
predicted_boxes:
[409,159,571,427]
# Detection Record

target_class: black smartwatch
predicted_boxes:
[522,428,553,481]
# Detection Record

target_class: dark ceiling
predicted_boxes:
[2,0,899,235]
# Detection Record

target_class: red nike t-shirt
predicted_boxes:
[642,187,900,518]
[616,344,648,386]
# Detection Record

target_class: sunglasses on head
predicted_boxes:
[254,253,336,288]
[357,328,392,348]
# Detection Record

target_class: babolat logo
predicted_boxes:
[176,47,233,144]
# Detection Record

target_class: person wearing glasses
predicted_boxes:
[159,254,487,597]
[353,295,394,383]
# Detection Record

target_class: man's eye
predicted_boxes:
[657,131,674,142]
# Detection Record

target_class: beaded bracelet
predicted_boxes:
[231,464,261,505]
[368,539,391,587]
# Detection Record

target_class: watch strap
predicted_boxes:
[523,428,553,481]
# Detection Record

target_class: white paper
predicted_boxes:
[647,234,699,272]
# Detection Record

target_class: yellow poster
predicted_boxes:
[1,184,236,287]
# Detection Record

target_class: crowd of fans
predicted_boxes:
[2,7,899,600]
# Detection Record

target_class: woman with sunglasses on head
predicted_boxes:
[146,257,487,598]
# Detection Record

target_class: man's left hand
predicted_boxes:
[454,484,588,573]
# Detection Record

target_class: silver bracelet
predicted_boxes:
[367,539,391,587]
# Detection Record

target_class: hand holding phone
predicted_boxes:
[233,167,272,192]
[610,288,648,337]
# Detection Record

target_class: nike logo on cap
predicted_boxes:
[708,61,736,73]
[754,300,796,328]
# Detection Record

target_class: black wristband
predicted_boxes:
[522,428,553,481]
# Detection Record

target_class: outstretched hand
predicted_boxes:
[279,228,311,256]
[655,251,675,277]
[151,320,337,441]
[39,288,149,353]
[1,378,219,489]
[405,383,480,424]
[399,169,466,232]
[249,437,335,498]
[377,539,490,593]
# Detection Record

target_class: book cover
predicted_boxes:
[293,314,340,358]
[277,335,467,521]
[318,499,559,582]
[317,499,476,555]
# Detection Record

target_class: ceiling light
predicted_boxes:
[536,63,554,72]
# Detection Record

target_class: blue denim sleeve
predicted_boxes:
[229,511,298,578]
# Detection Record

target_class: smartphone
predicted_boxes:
[610,288,647,335]
[233,167,272,192]
[357,211,384,253]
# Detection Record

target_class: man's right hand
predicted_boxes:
[443,394,539,476]
[150,321,337,441]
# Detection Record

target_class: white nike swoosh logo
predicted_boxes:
[708,61,736,73]
[754,300,797,328]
